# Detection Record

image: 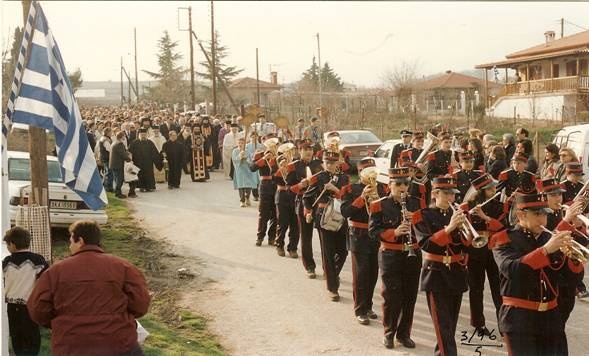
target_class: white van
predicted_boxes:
[552,124,589,176]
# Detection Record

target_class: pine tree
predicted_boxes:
[2,27,22,112]
[321,62,344,92]
[298,58,344,92]
[143,31,190,104]
[197,31,244,87]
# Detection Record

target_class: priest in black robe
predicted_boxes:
[129,128,163,192]
[162,130,185,189]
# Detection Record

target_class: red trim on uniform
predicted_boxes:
[430,229,451,246]
[556,220,574,232]
[381,229,397,242]
[381,241,418,251]
[260,175,272,181]
[290,184,302,194]
[517,201,549,209]
[459,202,469,211]
[433,183,456,189]
[412,210,423,224]
[489,230,509,249]
[304,208,312,216]
[498,170,508,181]
[308,174,319,186]
[427,152,436,161]
[487,218,504,232]
[521,247,550,270]
[333,188,343,199]
[352,196,365,208]
[428,292,446,356]
[349,221,369,229]
[340,184,351,195]
[370,200,382,214]
[568,259,584,273]
[256,159,266,168]
[502,296,557,311]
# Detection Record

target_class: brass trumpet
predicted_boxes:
[450,203,488,248]
[540,226,589,263]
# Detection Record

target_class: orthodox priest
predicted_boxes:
[190,124,210,182]
[129,128,163,192]
[162,130,185,189]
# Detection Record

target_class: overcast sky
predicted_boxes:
[2,1,588,87]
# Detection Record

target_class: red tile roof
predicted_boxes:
[417,71,493,90]
[228,77,281,89]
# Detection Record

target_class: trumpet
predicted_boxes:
[400,193,417,258]
[469,192,502,214]
[450,203,488,248]
[540,226,589,263]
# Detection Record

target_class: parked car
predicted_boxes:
[7,151,108,227]
[323,130,383,168]
[552,124,589,176]
[372,138,433,184]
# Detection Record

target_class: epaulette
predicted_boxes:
[369,198,383,213]
[489,230,510,249]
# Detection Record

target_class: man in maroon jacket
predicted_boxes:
[27,220,151,356]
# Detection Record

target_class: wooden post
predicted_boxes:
[526,63,530,94]
[22,0,48,207]
[484,69,489,108]
[550,59,554,92]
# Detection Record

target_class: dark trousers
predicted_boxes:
[252,188,259,199]
[239,188,251,202]
[7,303,40,356]
[380,251,420,340]
[112,168,124,195]
[297,205,316,271]
[504,331,564,356]
[558,284,576,355]
[103,162,113,190]
[128,181,137,196]
[426,290,463,356]
[352,252,379,316]
[319,228,348,293]
[467,251,502,328]
[257,196,277,242]
[168,164,182,187]
[276,202,299,251]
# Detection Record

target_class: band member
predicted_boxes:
[426,132,455,180]
[251,136,279,246]
[368,167,422,349]
[288,140,323,278]
[274,143,299,257]
[413,177,469,356]
[303,151,350,301]
[189,124,210,182]
[398,151,427,208]
[341,158,387,325]
[497,152,537,197]
[316,132,352,173]
[561,162,585,205]
[460,174,505,336]
[390,130,413,168]
[492,193,585,356]
[453,151,482,203]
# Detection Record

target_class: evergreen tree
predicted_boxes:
[298,57,344,92]
[143,31,190,104]
[2,27,22,112]
[197,31,244,87]
[321,62,344,92]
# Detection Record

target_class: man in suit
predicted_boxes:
[390,130,413,168]
[160,116,180,141]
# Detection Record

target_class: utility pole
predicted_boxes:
[256,48,260,105]
[210,1,217,115]
[561,18,564,38]
[22,0,48,206]
[120,57,124,106]
[188,7,195,110]
[316,33,322,109]
[134,28,139,102]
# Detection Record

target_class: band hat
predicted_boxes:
[515,193,553,214]
[432,176,460,193]
[388,167,411,182]
[298,139,313,149]
[357,157,376,171]
[277,142,295,154]
[471,173,498,191]
[326,131,341,138]
[537,178,566,194]
[323,151,340,162]
[565,162,584,175]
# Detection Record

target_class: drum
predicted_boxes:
[320,198,345,231]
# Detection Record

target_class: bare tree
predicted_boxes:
[381,60,421,113]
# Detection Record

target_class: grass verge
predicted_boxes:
[41,193,224,355]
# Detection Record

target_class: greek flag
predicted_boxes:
[4,1,107,210]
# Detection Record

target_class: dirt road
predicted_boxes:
[129,171,589,355]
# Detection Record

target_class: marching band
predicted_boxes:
[247,119,587,355]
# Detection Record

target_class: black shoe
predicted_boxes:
[306,269,316,279]
[396,337,415,348]
[329,291,340,302]
[253,196,259,201]
[255,239,262,247]
[475,326,492,337]
[366,310,377,319]
[115,194,127,199]
[276,247,285,257]
[128,193,137,198]
[139,188,146,192]
[356,315,370,325]
[105,188,114,193]
[168,185,173,190]
[383,337,394,349]
[577,290,589,299]
[268,239,275,246]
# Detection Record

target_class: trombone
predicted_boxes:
[450,203,488,248]
[540,226,589,263]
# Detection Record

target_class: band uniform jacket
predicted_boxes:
[491,224,584,334]
[250,151,278,197]
[368,195,423,267]
[390,143,412,168]
[461,198,507,259]
[561,179,584,205]
[497,168,537,196]
[288,158,326,211]
[341,182,388,254]
[426,149,454,179]
[302,171,350,229]
[453,169,482,203]
[413,208,469,293]
[408,181,427,209]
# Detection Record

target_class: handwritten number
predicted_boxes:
[488,328,497,341]
[461,330,468,342]
[474,346,482,356]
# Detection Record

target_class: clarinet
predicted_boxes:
[400,193,417,258]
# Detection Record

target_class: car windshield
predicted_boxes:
[9,158,63,183]
[339,131,381,144]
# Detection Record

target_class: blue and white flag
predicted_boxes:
[5,1,107,210]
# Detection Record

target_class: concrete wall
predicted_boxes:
[489,92,577,121]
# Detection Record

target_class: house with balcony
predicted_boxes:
[476,30,589,121]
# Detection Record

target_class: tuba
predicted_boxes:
[412,131,440,184]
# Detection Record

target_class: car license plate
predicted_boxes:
[50,200,78,210]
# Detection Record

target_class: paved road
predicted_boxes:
[129,171,589,356]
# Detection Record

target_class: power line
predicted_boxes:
[564,19,588,31]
